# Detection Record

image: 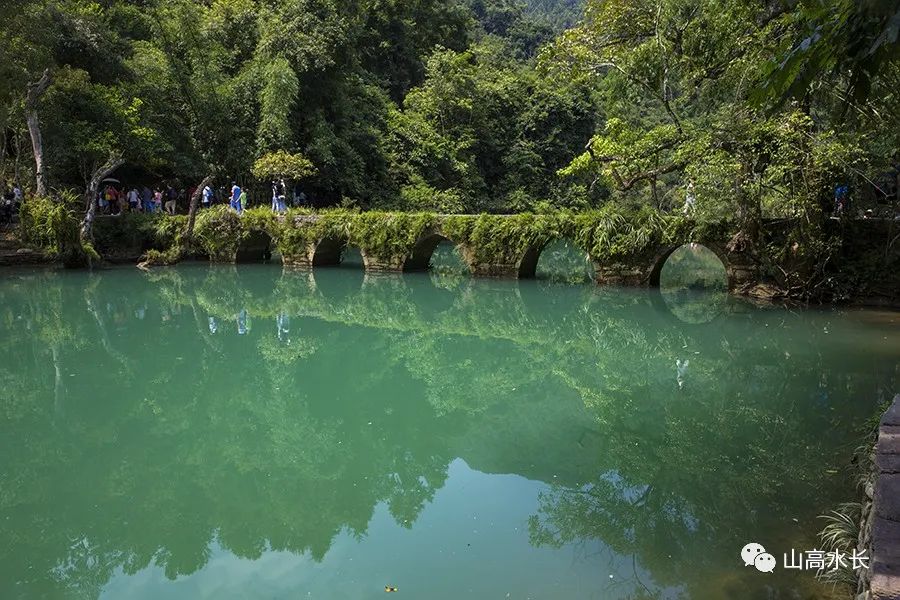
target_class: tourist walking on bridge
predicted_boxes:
[230,182,242,214]
[272,179,287,213]
[682,180,696,215]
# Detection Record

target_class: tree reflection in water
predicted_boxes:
[0,265,896,599]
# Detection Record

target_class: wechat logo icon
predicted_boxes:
[742,543,776,573]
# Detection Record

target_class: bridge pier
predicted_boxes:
[282,237,346,269]
[361,253,407,272]
[593,261,653,287]
[281,246,315,268]
[463,243,541,279]
[724,257,757,292]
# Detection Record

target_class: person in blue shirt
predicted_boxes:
[141,186,153,213]
[230,182,242,213]
[834,184,849,215]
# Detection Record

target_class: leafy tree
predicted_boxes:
[252,150,316,181]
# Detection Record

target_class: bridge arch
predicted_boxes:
[312,265,364,301]
[235,229,275,263]
[649,243,729,289]
[403,231,471,273]
[517,244,543,279]
[519,238,595,282]
[310,236,348,267]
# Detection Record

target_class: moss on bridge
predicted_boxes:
[54,205,899,302]
[186,204,735,273]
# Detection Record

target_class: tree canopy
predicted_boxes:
[0,0,897,218]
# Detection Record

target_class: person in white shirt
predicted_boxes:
[682,180,696,215]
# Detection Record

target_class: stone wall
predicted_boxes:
[859,395,900,600]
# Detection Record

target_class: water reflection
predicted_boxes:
[535,238,594,284]
[660,244,728,324]
[0,265,897,599]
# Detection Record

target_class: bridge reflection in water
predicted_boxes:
[0,264,896,599]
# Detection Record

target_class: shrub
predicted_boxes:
[194,205,244,261]
[93,213,185,256]
[19,192,81,257]
[574,205,692,261]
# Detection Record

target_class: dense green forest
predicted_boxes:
[2,0,897,211]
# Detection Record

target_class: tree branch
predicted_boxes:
[610,161,687,192]
[80,154,125,245]
[184,174,215,245]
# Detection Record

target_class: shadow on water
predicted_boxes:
[340,245,365,269]
[0,264,897,599]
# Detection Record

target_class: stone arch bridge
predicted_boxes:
[234,215,759,292]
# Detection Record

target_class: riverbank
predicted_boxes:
[0,226,54,267]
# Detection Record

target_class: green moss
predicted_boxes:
[274,209,354,257]
[39,205,744,273]
[443,213,561,265]
[240,207,279,233]
[194,206,244,262]
[349,211,436,260]
[573,205,708,261]
[141,245,184,266]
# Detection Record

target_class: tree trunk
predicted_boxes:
[85,291,131,372]
[80,155,125,243]
[25,69,52,197]
[14,129,22,188]
[0,128,7,176]
[184,175,214,245]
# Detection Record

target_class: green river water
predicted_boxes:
[1,251,898,599]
